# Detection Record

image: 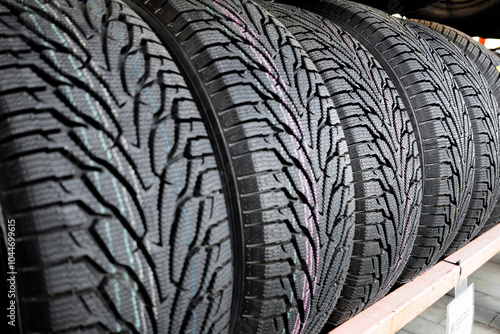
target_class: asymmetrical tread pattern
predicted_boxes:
[414,19,500,236]
[289,0,475,298]
[126,0,356,333]
[0,0,234,333]
[260,2,423,327]
[402,19,500,256]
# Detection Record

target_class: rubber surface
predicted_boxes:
[354,0,437,13]
[414,20,500,103]
[282,0,474,294]
[261,1,423,328]
[282,0,438,14]
[0,0,234,333]
[125,0,356,333]
[401,19,500,257]
[415,20,500,236]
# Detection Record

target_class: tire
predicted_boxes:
[105,0,356,333]
[482,203,500,234]
[414,20,500,101]
[401,19,500,257]
[0,0,234,333]
[260,1,423,327]
[414,20,500,236]
[281,0,438,14]
[0,0,356,333]
[408,0,500,38]
[278,0,474,289]
[352,0,437,13]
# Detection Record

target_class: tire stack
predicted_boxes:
[0,0,498,333]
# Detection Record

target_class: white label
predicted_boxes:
[447,283,474,334]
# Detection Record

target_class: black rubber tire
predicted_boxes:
[483,201,500,235]
[401,19,500,257]
[0,0,357,333]
[0,0,238,332]
[283,0,438,14]
[115,0,357,333]
[260,1,423,327]
[277,0,474,295]
[353,0,437,13]
[0,0,235,333]
[414,20,500,102]
[414,20,500,236]
[408,0,500,38]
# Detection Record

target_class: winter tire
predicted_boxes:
[401,19,500,257]
[279,0,474,298]
[0,0,235,333]
[0,0,355,333]
[415,20,500,236]
[260,1,423,328]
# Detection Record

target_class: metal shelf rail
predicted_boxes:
[329,223,500,334]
